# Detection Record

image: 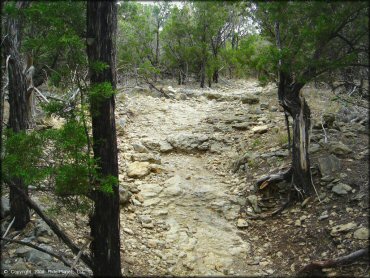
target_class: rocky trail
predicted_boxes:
[1,79,369,276]
[117,80,267,275]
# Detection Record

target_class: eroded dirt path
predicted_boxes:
[116,80,275,275]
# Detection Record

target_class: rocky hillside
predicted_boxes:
[1,79,368,277]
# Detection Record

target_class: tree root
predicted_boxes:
[297,247,369,276]
[248,168,294,220]
[256,167,292,190]
[247,193,292,220]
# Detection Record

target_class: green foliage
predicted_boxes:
[99,175,118,195]
[252,2,368,85]
[22,2,87,89]
[41,100,65,117]
[89,61,109,74]
[89,82,116,102]
[2,130,47,185]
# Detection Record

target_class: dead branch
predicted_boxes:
[67,239,91,277]
[0,237,88,278]
[143,77,170,98]
[2,217,15,238]
[8,182,93,269]
[297,247,369,276]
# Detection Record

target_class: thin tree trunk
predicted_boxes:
[213,69,219,83]
[4,1,30,230]
[86,2,121,276]
[278,77,313,199]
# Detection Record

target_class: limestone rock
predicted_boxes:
[252,125,268,134]
[167,133,210,152]
[132,143,149,153]
[231,123,250,130]
[131,153,161,164]
[332,183,352,195]
[247,195,261,213]
[318,155,341,177]
[328,141,352,155]
[237,218,248,228]
[119,186,132,206]
[353,227,369,240]
[127,161,151,178]
[331,222,357,236]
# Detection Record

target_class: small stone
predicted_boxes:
[37,236,52,244]
[318,211,329,221]
[252,125,268,134]
[353,227,369,240]
[237,218,248,228]
[142,222,154,229]
[332,183,352,195]
[123,228,134,235]
[132,143,149,153]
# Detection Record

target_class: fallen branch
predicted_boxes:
[8,182,93,269]
[2,217,15,238]
[67,239,91,277]
[297,247,369,276]
[0,237,87,278]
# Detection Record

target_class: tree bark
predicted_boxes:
[3,1,30,230]
[278,74,313,199]
[86,2,121,276]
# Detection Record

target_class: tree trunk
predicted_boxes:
[278,75,313,199]
[154,26,159,82]
[200,61,205,88]
[4,1,30,230]
[86,2,121,276]
[213,69,219,83]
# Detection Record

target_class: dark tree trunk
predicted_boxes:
[278,74,313,199]
[86,2,121,276]
[200,61,205,88]
[3,1,30,230]
[213,70,219,83]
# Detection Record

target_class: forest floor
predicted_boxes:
[1,78,369,277]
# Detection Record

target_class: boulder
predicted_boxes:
[318,154,341,177]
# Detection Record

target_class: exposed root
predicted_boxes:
[256,167,292,189]
[247,191,293,220]
[297,247,369,276]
